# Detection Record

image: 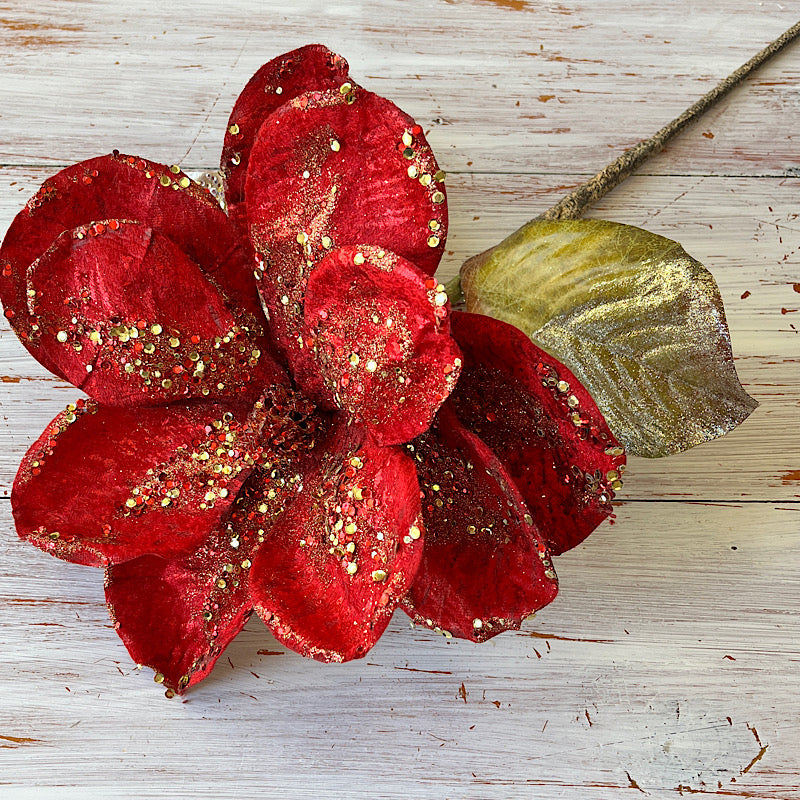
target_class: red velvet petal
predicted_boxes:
[250,423,423,662]
[447,313,626,555]
[12,398,274,566]
[0,153,271,377]
[402,404,558,641]
[26,220,284,406]
[222,45,351,238]
[103,387,329,695]
[245,85,447,380]
[105,513,258,695]
[301,245,462,443]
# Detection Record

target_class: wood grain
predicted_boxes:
[1,1,799,798]
[2,172,797,502]
[2,501,798,798]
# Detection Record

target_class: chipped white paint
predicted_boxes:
[0,2,799,798]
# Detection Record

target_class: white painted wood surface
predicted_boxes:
[1,2,799,797]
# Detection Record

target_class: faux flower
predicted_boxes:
[0,45,624,695]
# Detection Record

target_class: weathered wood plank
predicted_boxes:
[4,169,799,353]
[3,364,797,502]
[2,171,797,501]
[0,2,798,177]
[1,501,797,798]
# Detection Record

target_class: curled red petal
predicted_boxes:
[103,388,329,695]
[448,312,626,555]
[301,245,462,443]
[105,513,259,695]
[246,85,447,378]
[0,153,272,377]
[106,399,329,695]
[250,423,423,662]
[12,398,274,566]
[25,220,284,405]
[222,45,351,238]
[402,404,558,641]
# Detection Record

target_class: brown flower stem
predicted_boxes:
[539,20,800,222]
[447,20,800,305]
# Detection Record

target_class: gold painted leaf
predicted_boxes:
[460,218,757,458]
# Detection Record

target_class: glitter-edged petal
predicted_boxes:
[402,404,558,641]
[301,245,462,443]
[12,398,274,566]
[250,423,423,662]
[448,312,626,555]
[245,85,447,377]
[222,44,351,238]
[106,390,331,694]
[0,153,273,378]
[25,221,285,406]
[105,513,258,695]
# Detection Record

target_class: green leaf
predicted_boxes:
[460,218,757,458]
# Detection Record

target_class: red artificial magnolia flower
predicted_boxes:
[0,45,624,695]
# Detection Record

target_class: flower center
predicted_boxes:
[256,384,324,460]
